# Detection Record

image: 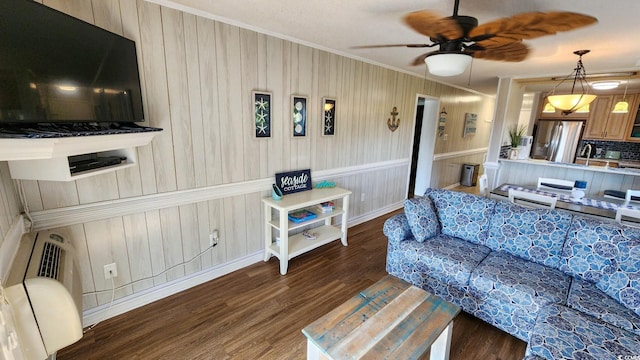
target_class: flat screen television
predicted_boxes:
[0,0,145,125]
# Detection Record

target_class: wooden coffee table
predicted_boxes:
[302,275,461,360]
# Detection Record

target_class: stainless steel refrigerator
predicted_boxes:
[531,120,585,163]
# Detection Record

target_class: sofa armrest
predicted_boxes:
[383,214,413,244]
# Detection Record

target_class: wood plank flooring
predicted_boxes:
[58,209,526,360]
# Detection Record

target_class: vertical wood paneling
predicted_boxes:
[162,8,196,191]
[159,207,184,281]
[63,224,98,310]
[84,218,133,305]
[216,23,245,183]
[122,213,154,293]
[1,1,499,313]
[240,29,261,181]
[183,13,207,188]
[138,2,176,193]
[196,16,223,186]
[120,0,152,197]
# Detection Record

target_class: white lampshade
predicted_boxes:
[425,53,472,77]
[547,93,596,112]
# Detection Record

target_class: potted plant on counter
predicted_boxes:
[508,124,527,160]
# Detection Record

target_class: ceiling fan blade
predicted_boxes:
[411,52,432,66]
[472,42,529,62]
[404,10,463,40]
[469,11,597,42]
[351,43,434,49]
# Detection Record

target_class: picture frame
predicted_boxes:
[252,91,272,138]
[292,95,307,137]
[322,97,336,136]
[463,112,477,137]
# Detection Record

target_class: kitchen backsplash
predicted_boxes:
[578,140,640,161]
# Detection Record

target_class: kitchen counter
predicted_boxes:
[575,157,640,169]
[500,159,640,176]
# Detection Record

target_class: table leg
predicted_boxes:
[430,320,454,360]
[307,339,329,360]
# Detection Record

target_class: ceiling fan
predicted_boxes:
[354,0,597,76]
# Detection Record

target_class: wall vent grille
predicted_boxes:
[37,242,62,280]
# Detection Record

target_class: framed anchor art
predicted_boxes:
[252,91,272,138]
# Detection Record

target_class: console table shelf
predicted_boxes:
[262,187,351,275]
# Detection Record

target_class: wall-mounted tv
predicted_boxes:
[0,0,145,124]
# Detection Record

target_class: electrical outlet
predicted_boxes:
[360,193,366,202]
[103,263,117,279]
[209,229,219,247]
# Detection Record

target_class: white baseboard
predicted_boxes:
[82,251,264,326]
[81,206,404,326]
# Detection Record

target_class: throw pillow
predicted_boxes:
[404,197,440,242]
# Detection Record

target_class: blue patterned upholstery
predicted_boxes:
[382,214,412,244]
[526,303,640,360]
[469,251,570,340]
[428,189,495,246]
[560,216,625,283]
[404,197,440,242]
[384,189,640,357]
[561,216,640,317]
[386,234,490,289]
[567,278,640,335]
[486,201,573,269]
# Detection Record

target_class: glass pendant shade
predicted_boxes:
[575,103,590,113]
[425,53,472,77]
[612,100,629,113]
[542,103,556,113]
[547,94,596,112]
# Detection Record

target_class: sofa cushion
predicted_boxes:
[428,189,495,246]
[403,197,440,242]
[594,226,640,318]
[386,234,490,290]
[486,201,573,269]
[567,277,640,335]
[468,251,570,340]
[560,216,624,283]
[526,303,640,360]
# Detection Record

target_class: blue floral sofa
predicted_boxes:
[384,188,640,360]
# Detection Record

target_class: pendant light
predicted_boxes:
[547,50,597,115]
[612,76,630,113]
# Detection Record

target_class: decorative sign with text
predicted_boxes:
[275,169,312,195]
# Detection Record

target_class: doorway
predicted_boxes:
[407,95,439,198]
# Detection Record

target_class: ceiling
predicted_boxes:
[162,0,640,96]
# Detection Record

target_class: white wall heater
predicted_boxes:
[4,230,83,359]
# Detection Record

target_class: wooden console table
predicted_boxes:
[262,187,351,275]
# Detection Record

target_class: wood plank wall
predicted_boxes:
[0,0,495,312]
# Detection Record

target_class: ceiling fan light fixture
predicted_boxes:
[424,53,472,77]
[547,50,597,114]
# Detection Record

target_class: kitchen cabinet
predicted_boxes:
[583,95,633,140]
[625,95,640,142]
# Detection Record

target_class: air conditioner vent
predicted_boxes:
[37,241,62,280]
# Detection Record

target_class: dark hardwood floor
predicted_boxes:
[59,207,526,359]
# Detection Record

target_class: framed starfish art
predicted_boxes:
[322,97,336,136]
[252,91,271,138]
